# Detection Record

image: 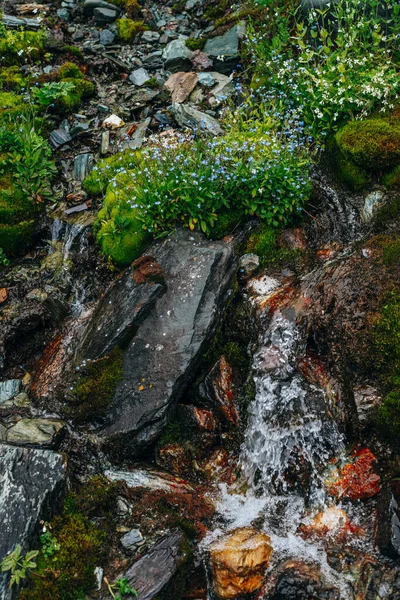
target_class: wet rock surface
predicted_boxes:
[98,228,236,458]
[210,528,273,599]
[0,444,66,598]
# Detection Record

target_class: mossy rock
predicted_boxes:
[116,18,148,41]
[0,220,36,255]
[206,206,245,239]
[383,164,400,189]
[109,0,142,17]
[378,388,400,445]
[64,475,120,521]
[0,30,45,66]
[371,290,400,384]
[335,119,400,172]
[245,223,304,270]
[57,62,84,80]
[96,211,151,266]
[0,66,27,91]
[67,347,124,422]
[0,91,26,120]
[185,38,206,51]
[83,148,143,195]
[0,189,35,224]
[19,512,105,600]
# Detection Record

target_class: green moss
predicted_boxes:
[116,18,148,42]
[203,0,231,20]
[335,119,400,172]
[171,1,186,14]
[62,45,85,60]
[0,220,36,255]
[383,164,400,188]
[382,237,400,267]
[185,38,206,51]
[19,512,105,600]
[0,188,35,224]
[0,30,45,66]
[245,223,303,270]
[378,388,400,444]
[83,149,143,195]
[371,291,400,385]
[0,91,25,119]
[109,0,142,17]
[96,206,151,266]
[157,420,186,449]
[68,348,124,422]
[57,62,84,80]
[206,206,244,239]
[373,195,400,232]
[0,66,27,91]
[64,475,119,521]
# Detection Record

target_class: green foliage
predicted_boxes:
[40,531,60,559]
[0,220,36,256]
[245,223,304,269]
[378,389,400,444]
[0,66,27,91]
[57,62,83,80]
[109,0,142,17]
[0,91,25,121]
[116,18,148,41]
[92,133,310,263]
[371,291,400,386]
[108,577,138,599]
[185,38,205,51]
[64,475,119,521]
[19,513,105,600]
[32,81,76,107]
[0,28,45,66]
[0,545,38,589]
[248,0,400,140]
[206,206,244,239]
[68,348,124,421]
[382,237,400,268]
[383,164,400,189]
[335,119,400,172]
[83,149,143,195]
[0,247,10,266]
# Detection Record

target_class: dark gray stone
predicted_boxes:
[99,29,116,45]
[0,380,21,405]
[163,37,193,73]
[73,153,94,182]
[77,259,166,361]
[171,102,224,136]
[119,531,186,600]
[83,0,120,17]
[376,486,400,559]
[120,528,144,552]
[93,6,119,24]
[50,127,72,149]
[0,444,66,598]
[98,229,235,458]
[203,25,242,74]
[2,14,41,29]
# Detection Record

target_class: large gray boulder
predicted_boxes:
[98,229,236,458]
[163,37,193,73]
[0,444,66,598]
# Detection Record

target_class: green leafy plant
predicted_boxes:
[40,530,61,559]
[0,247,10,266]
[0,544,39,588]
[105,576,138,599]
[249,0,400,140]
[32,81,76,107]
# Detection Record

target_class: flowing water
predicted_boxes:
[202,272,388,598]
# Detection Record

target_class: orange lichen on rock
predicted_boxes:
[210,528,273,599]
[326,448,381,501]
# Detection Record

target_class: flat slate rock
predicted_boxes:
[4,418,66,449]
[98,229,236,458]
[77,258,166,361]
[0,444,66,598]
[118,531,186,600]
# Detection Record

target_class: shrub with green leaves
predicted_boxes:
[0,544,39,589]
[0,26,45,66]
[90,133,310,264]
[249,0,400,140]
[32,81,76,108]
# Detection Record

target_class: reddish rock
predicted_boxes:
[191,50,213,71]
[0,288,8,305]
[299,506,364,541]
[278,228,307,251]
[164,71,198,103]
[157,443,191,477]
[201,448,236,484]
[326,448,381,501]
[200,356,239,426]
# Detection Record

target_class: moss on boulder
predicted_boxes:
[335,119,400,172]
